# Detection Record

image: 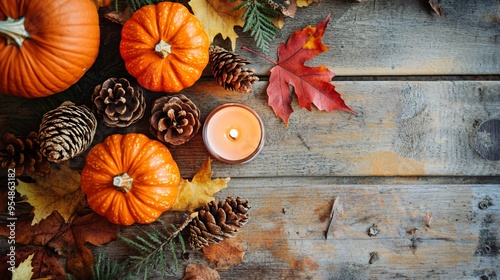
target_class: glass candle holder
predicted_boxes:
[203,103,265,164]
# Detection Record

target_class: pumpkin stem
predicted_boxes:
[113,172,133,193]
[154,40,172,59]
[0,17,30,47]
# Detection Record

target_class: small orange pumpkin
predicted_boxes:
[0,0,100,98]
[119,2,210,92]
[81,133,180,226]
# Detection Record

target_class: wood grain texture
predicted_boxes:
[227,0,500,76]
[0,1,499,279]
[64,80,500,178]
[100,181,499,279]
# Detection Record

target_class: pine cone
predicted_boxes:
[0,132,51,177]
[209,45,259,93]
[92,77,146,128]
[150,94,201,146]
[189,197,251,250]
[39,101,97,163]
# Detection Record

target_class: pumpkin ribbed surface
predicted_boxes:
[81,133,180,226]
[119,2,209,92]
[0,0,100,98]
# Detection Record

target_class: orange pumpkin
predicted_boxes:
[120,2,210,92]
[81,133,181,226]
[0,0,100,98]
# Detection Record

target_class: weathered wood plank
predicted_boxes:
[104,181,499,279]
[3,80,498,177]
[61,80,499,178]
[227,0,500,76]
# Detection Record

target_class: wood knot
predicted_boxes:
[474,118,500,161]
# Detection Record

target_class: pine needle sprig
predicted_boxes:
[91,251,123,280]
[119,212,197,279]
[234,0,282,53]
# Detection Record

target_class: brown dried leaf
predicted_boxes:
[202,238,246,270]
[429,0,442,16]
[0,211,119,279]
[105,7,133,25]
[182,263,221,280]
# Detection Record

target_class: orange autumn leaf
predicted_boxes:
[202,238,247,270]
[247,14,356,126]
[183,263,221,280]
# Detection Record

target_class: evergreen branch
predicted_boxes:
[91,251,122,280]
[90,212,198,280]
[235,0,282,54]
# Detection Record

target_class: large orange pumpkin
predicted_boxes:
[81,133,181,226]
[0,0,100,98]
[120,2,210,92]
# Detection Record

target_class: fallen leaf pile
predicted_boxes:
[0,161,118,279]
[0,211,119,279]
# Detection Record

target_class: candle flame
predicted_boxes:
[229,128,239,140]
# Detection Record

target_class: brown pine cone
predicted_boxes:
[39,101,97,163]
[150,94,201,146]
[189,197,251,250]
[92,77,146,127]
[209,45,259,93]
[0,132,51,177]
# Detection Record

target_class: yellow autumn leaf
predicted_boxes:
[172,158,229,212]
[296,0,320,7]
[17,161,85,225]
[12,254,34,280]
[189,0,245,51]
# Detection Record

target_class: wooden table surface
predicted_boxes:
[1,0,500,279]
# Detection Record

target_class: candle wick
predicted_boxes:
[229,128,239,140]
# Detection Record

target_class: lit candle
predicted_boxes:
[203,103,265,164]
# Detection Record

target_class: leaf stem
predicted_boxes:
[241,46,278,65]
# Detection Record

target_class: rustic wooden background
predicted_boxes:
[1,0,500,279]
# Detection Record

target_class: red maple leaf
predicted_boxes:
[244,14,356,125]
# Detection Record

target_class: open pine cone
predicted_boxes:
[189,197,251,250]
[92,77,146,127]
[0,132,51,177]
[150,94,201,146]
[209,45,259,93]
[39,101,97,163]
